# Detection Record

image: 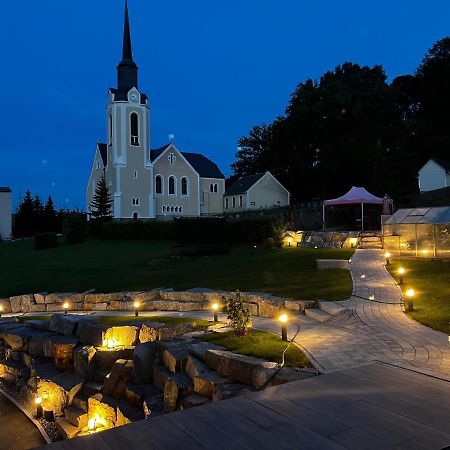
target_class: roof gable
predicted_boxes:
[0,187,11,193]
[98,143,108,167]
[432,159,450,173]
[225,173,265,195]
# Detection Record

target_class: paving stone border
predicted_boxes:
[1,289,317,318]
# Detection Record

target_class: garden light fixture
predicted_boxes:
[0,305,3,317]
[405,288,415,311]
[384,252,391,265]
[398,267,405,285]
[63,302,69,315]
[35,396,43,418]
[279,313,288,341]
[134,301,140,317]
[212,302,219,322]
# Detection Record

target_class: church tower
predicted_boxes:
[105,1,154,219]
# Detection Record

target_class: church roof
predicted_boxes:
[150,144,224,179]
[225,173,266,195]
[98,143,108,166]
[431,158,450,173]
[0,187,11,193]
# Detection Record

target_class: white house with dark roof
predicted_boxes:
[224,172,290,212]
[0,187,12,240]
[418,159,450,192]
[86,2,224,219]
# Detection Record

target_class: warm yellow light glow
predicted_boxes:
[369,294,375,301]
[360,274,366,279]
[398,267,405,275]
[35,396,42,405]
[421,249,429,255]
[212,303,219,311]
[0,305,3,312]
[279,313,288,323]
[384,252,391,259]
[63,302,69,309]
[134,301,140,309]
[88,417,96,431]
[107,339,116,349]
[406,288,415,298]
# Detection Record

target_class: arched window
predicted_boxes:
[214,184,218,193]
[171,206,175,213]
[181,177,188,196]
[133,212,138,219]
[162,205,166,212]
[155,175,163,194]
[179,206,183,213]
[130,113,139,146]
[232,197,236,207]
[169,176,176,195]
[134,170,138,179]
[225,198,229,209]
[210,183,214,193]
[239,195,243,207]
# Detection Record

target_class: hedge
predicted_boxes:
[34,232,58,250]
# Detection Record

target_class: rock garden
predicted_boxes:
[0,295,314,442]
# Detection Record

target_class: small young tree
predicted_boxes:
[90,175,113,219]
[43,196,57,232]
[15,190,35,237]
[223,290,252,337]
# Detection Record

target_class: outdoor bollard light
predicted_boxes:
[0,305,3,317]
[35,396,43,419]
[88,417,96,432]
[384,252,391,265]
[279,313,288,342]
[398,267,405,285]
[405,288,415,312]
[63,302,69,315]
[134,301,140,317]
[212,303,219,322]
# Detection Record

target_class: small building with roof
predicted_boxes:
[418,159,450,192]
[382,207,450,258]
[0,187,12,240]
[224,172,290,212]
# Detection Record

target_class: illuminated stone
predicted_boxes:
[74,346,97,379]
[103,326,138,347]
[88,393,118,429]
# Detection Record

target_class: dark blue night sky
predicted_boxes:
[1,0,449,209]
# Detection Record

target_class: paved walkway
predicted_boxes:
[291,249,450,378]
[36,363,450,450]
[0,393,45,450]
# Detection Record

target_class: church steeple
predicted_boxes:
[117,0,138,92]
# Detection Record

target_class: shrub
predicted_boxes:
[63,213,87,245]
[225,218,274,244]
[272,222,288,248]
[263,237,275,250]
[223,290,252,337]
[34,232,57,250]
[65,228,85,245]
[100,220,176,240]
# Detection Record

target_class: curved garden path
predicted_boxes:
[285,249,450,378]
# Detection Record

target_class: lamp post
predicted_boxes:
[405,288,415,312]
[279,313,288,342]
[212,303,219,322]
[134,301,140,317]
[398,267,405,285]
[384,252,391,266]
[35,396,43,418]
[63,302,69,315]
[0,305,3,318]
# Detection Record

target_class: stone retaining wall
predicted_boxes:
[1,289,316,319]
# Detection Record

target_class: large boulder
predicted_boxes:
[152,300,204,312]
[45,293,84,305]
[88,393,118,429]
[124,384,161,409]
[79,324,108,346]
[9,294,35,313]
[185,355,209,381]
[37,371,84,416]
[34,293,47,304]
[53,337,79,371]
[158,322,196,340]
[132,291,161,303]
[160,339,194,373]
[49,314,79,336]
[212,383,253,401]
[163,373,193,412]
[28,332,55,357]
[103,359,133,398]
[152,363,170,391]
[74,346,97,379]
[103,326,138,347]
[159,291,205,303]
[189,341,224,361]
[29,304,47,313]
[94,347,134,372]
[116,400,144,426]
[55,418,80,439]
[194,372,230,399]
[132,342,157,384]
[64,405,88,429]
[84,293,126,304]
[138,322,165,343]
[0,325,35,351]
[204,349,278,389]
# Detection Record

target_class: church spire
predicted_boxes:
[117,0,138,92]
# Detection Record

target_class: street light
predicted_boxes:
[212,303,219,322]
[384,252,391,265]
[0,305,3,317]
[398,267,405,285]
[405,288,415,311]
[279,313,288,341]
[134,301,140,317]
[63,302,69,315]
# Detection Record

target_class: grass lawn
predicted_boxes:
[0,238,354,300]
[388,259,450,334]
[202,329,309,367]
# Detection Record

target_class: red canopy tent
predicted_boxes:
[322,186,383,231]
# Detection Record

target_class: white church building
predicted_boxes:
[86,2,225,219]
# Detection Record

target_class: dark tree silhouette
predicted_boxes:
[90,175,113,219]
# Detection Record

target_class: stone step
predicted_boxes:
[55,417,80,440]
[72,394,89,412]
[64,406,87,429]
[294,314,319,325]
[82,381,103,397]
[304,308,332,323]
[319,301,346,316]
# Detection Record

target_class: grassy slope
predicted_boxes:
[0,238,353,300]
[388,259,450,334]
[202,329,309,367]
